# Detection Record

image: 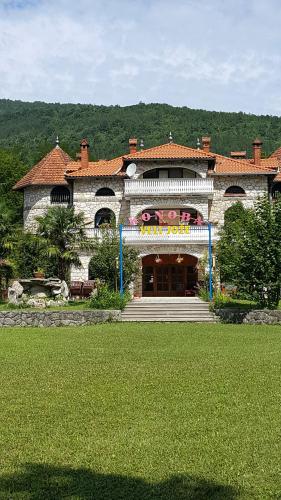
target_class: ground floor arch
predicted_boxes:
[142,253,199,297]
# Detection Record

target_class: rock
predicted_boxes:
[26,298,47,308]
[8,288,19,305]
[11,281,24,297]
[35,292,47,299]
[61,281,69,299]
[8,280,24,305]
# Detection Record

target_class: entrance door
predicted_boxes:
[142,254,198,297]
[170,266,185,295]
[155,266,170,295]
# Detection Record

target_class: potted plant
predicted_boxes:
[34,268,45,279]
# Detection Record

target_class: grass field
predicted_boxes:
[0,323,281,499]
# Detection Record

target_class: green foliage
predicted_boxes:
[89,284,130,310]
[212,292,231,309]
[89,227,140,291]
[0,149,28,222]
[36,206,94,281]
[9,231,53,278]
[218,198,281,308]
[1,99,281,168]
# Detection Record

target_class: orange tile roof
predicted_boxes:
[14,146,73,190]
[126,142,215,160]
[212,154,272,175]
[15,140,279,188]
[66,156,125,178]
[66,143,214,179]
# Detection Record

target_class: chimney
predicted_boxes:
[202,136,211,153]
[80,139,89,169]
[252,138,262,165]
[129,138,137,154]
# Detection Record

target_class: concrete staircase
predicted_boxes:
[121,297,217,322]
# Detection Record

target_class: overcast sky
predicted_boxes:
[0,0,281,115]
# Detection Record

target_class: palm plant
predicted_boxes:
[0,201,14,257]
[36,206,93,281]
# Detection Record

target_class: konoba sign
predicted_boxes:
[128,210,204,226]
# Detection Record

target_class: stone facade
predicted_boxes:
[24,185,70,230]
[210,175,268,224]
[21,158,270,286]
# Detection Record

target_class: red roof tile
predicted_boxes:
[126,142,215,160]
[14,146,73,190]
[213,154,272,175]
[66,156,125,178]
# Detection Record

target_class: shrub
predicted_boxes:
[89,285,130,310]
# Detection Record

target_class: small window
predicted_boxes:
[96,188,115,196]
[95,208,116,228]
[51,186,70,204]
[224,186,246,197]
[272,184,281,199]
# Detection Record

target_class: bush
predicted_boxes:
[213,292,230,309]
[89,285,130,310]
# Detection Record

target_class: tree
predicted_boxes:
[89,227,139,291]
[218,197,281,308]
[36,206,93,281]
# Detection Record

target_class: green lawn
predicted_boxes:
[0,324,281,499]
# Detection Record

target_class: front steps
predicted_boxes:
[121,297,217,322]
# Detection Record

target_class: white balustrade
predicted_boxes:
[124,178,213,196]
[86,225,218,245]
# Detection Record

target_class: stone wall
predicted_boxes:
[24,185,70,230]
[215,308,281,324]
[0,310,121,327]
[210,175,268,225]
[73,178,128,226]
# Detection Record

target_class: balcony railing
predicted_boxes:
[86,225,218,245]
[124,178,213,197]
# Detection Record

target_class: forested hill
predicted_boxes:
[1,99,281,167]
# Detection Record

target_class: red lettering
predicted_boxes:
[141,212,151,222]
[181,212,191,222]
[128,216,138,226]
[168,210,177,220]
[195,216,203,226]
[155,210,165,222]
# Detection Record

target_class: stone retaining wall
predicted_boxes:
[0,310,121,327]
[216,308,281,325]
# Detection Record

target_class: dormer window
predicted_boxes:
[50,186,71,204]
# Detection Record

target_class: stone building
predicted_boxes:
[14,135,281,297]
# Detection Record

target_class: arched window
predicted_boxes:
[96,187,115,196]
[224,186,246,197]
[95,208,116,228]
[50,186,71,204]
[140,208,204,226]
[143,168,197,179]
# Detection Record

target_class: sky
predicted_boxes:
[0,0,281,115]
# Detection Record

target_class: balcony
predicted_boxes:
[124,178,213,197]
[86,225,218,246]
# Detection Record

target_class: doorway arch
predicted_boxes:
[142,254,198,297]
